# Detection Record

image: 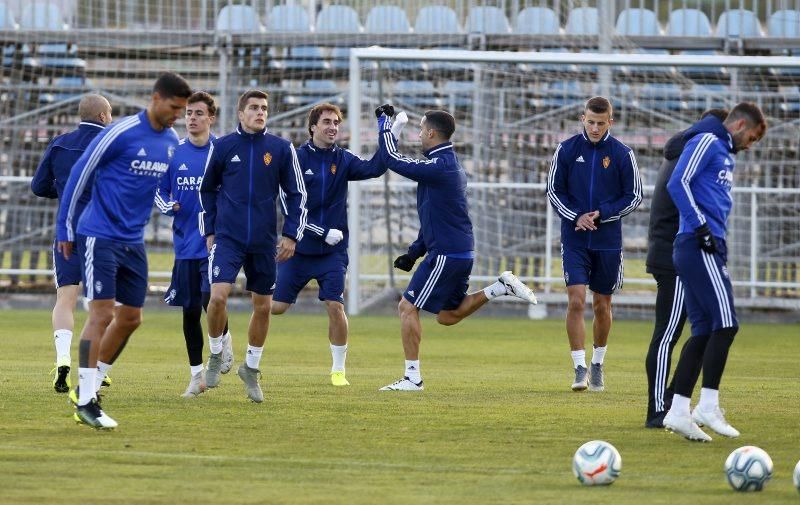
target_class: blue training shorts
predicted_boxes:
[208,236,276,296]
[82,236,148,308]
[403,253,472,314]
[165,257,210,308]
[274,250,347,305]
[673,233,738,335]
[561,245,623,295]
[53,235,86,288]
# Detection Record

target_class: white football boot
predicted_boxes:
[692,407,740,438]
[499,271,538,304]
[663,410,712,442]
[379,377,424,391]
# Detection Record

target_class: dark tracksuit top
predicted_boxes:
[281,140,387,256]
[547,130,643,250]
[198,124,307,251]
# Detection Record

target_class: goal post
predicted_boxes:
[345,47,800,316]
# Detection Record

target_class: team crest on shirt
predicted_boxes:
[167,145,175,160]
[263,152,272,166]
[95,281,103,294]
[602,156,611,169]
[330,163,337,175]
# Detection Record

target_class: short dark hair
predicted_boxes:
[188,91,217,117]
[700,108,728,121]
[423,110,456,140]
[153,72,192,100]
[726,102,766,130]
[585,96,612,116]
[308,103,343,137]
[238,90,269,112]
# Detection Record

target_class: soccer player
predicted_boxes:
[272,103,389,387]
[199,89,307,403]
[31,94,112,393]
[155,91,233,398]
[644,108,728,429]
[546,96,642,392]
[375,105,538,391]
[57,72,192,428]
[662,103,766,442]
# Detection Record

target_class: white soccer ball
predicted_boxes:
[572,440,622,486]
[724,446,773,492]
[793,460,800,493]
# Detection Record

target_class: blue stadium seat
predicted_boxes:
[566,7,599,35]
[365,6,411,33]
[266,5,311,33]
[465,6,511,34]
[542,80,584,108]
[618,48,672,75]
[667,9,712,36]
[216,5,264,32]
[19,2,84,75]
[20,1,67,30]
[443,80,476,109]
[640,83,683,112]
[616,8,661,36]
[778,85,800,113]
[678,50,728,79]
[768,9,800,37]
[717,10,763,37]
[283,79,343,106]
[415,5,462,33]
[36,43,85,73]
[316,5,362,33]
[269,46,329,72]
[393,80,442,108]
[0,2,18,29]
[515,7,560,34]
[685,84,727,112]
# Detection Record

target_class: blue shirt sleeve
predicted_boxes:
[407,229,426,260]
[344,148,388,181]
[31,141,59,199]
[154,161,176,216]
[278,142,308,241]
[546,143,581,223]
[378,127,442,184]
[667,133,715,231]
[598,148,643,223]
[198,142,221,237]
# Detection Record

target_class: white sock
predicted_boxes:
[209,335,223,354]
[78,367,96,406]
[483,281,506,300]
[697,388,719,412]
[190,364,204,377]
[95,361,111,392]
[54,329,73,366]
[245,345,263,369]
[591,345,607,365]
[671,394,692,416]
[405,359,421,383]
[571,350,586,369]
[223,331,232,346]
[330,344,347,372]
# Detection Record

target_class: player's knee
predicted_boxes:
[436,311,459,326]
[567,296,585,313]
[398,298,416,318]
[592,296,612,314]
[271,302,289,315]
[120,312,142,331]
[208,292,227,310]
[713,326,738,343]
[252,299,271,319]
[325,301,346,319]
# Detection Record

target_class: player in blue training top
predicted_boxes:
[272,102,389,387]
[546,96,642,393]
[31,94,112,393]
[199,89,307,403]
[374,105,539,392]
[56,72,192,429]
[155,91,233,398]
[662,103,766,443]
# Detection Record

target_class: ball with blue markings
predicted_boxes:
[724,446,773,492]
[572,440,622,486]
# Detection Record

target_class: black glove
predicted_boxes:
[375,103,395,119]
[694,223,717,254]
[393,254,416,272]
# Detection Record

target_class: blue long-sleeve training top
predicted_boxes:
[546,129,642,250]
[667,115,736,239]
[282,140,387,256]
[198,124,307,251]
[31,121,105,223]
[56,111,180,243]
[155,136,215,259]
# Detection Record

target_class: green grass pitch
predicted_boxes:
[0,309,798,504]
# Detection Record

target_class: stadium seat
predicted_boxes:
[415,5,462,34]
[266,5,311,33]
[566,7,599,35]
[515,7,560,35]
[616,8,661,36]
[365,5,411,33]
[282,79,343,106]
[269,46,329,73]
[640,83,683,112]
[20,1,67,30]
[316,5,361,33]
[717,10,763,37]
[36,42,85,74]
[778,85,800,113]
[768,9,800,37]
[0,2,18,29]
[542,80,584,108]
[685,83,727,112]
[216,4,264,32]
[678,50,728,79]
[465,6,511,34]
[443,80,476,109]
[667,9,712,36]
[393,80,442,108]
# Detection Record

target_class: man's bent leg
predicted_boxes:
[271,301,291,315]
[436,291,489,326]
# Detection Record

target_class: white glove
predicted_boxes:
[325,229,344,246]
[390,111,408,139]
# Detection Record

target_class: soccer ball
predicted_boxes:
[724,446,773,492]
[572,440,622,486]
[793,460,800,493]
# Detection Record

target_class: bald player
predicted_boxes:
[32,94,113,393]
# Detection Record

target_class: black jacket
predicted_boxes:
[646,130,686,274]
